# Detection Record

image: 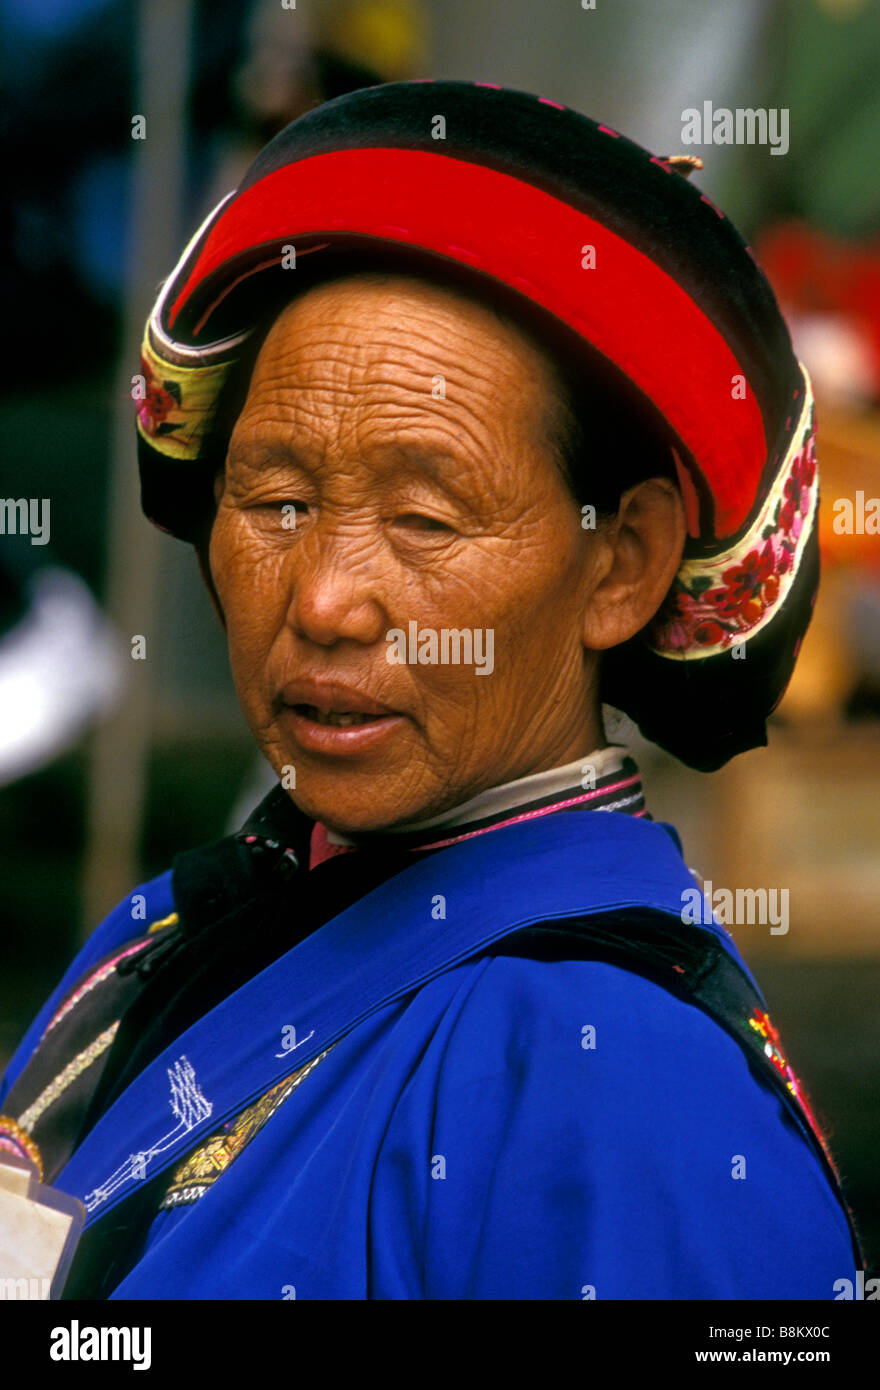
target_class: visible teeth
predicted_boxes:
[305,706,380,727]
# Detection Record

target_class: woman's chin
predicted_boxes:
[278,780,425,838]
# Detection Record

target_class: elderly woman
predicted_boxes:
[0,81,863,1299]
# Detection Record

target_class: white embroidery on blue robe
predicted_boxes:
[275,1024,315,1058]
[83,1056,212,1212]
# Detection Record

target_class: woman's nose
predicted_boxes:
[283,527,390,648]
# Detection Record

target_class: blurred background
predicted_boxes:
[1,0,878,1270]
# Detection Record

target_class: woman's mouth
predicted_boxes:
[294,704,386,728]
[281,703,406,754]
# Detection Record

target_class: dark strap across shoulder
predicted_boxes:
[492,909,866,1270]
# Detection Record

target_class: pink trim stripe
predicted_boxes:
[41,939,153,1040]
[309,821,357,870]
[411,775,642,851]
[307,774,644,864]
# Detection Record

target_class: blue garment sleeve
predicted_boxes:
[0,869,175,1106]
[369,954,857,1300]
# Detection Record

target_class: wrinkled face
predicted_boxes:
[209,272,606,834]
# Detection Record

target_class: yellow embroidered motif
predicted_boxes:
[149,911,179,933]
[136,333,237,462]
[160,1047,334,1209]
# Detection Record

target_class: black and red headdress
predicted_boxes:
[135,80,819,771]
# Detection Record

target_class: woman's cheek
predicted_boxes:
[219,522,279,613]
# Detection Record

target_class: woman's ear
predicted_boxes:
[580,477,686,651]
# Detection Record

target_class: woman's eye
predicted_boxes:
[263,500,308,524]
[396,513,453,532]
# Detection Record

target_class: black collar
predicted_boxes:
[170,783,312,937]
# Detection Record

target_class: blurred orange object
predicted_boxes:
[780,399,880,720]
[755,222,880,397]
[814,403,880,573]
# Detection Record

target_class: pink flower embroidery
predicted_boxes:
[716,544,779,623]
[649,409,817,655]
[137,356,182,436]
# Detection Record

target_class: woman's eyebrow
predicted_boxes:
[225,437,312,472]
[383,442,481,496]
[227,435,477,491]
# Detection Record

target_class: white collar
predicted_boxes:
[325,744,630,845]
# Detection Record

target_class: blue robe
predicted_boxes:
[0,811,859,1299]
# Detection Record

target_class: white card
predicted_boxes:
[0,1156,86,1300]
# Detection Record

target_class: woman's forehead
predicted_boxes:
[233,272,562,445]
[253,269,560,378]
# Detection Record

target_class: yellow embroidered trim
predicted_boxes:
[0,1115,45,1181]
[17,1023,120,1133]
[149,911,179,933]
[647,364,817,660]
[160,1046,334,1208]
[135,332,236,462]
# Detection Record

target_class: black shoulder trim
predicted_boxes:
[493,909,866,1270]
